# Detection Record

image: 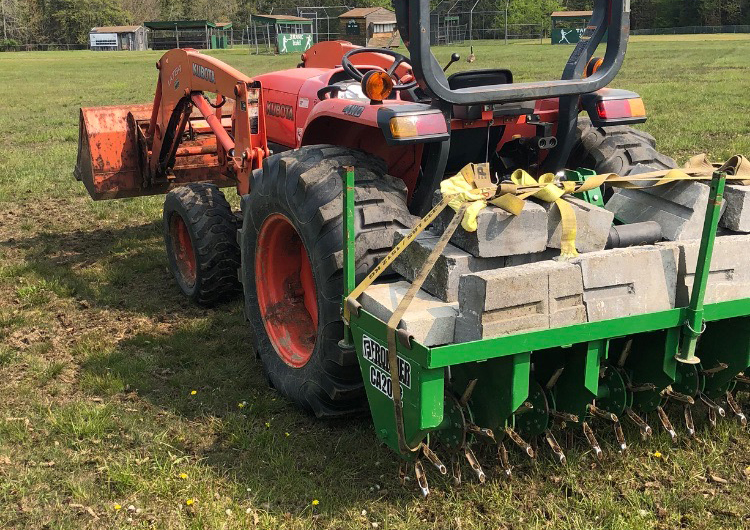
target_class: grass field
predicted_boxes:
[1,35,750,530]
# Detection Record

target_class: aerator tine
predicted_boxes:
[414,460,430,497]
[725,391,747,426]
[505,426,535,458]
[582,422,604,461]
[699,393,726,428]
[625,408,653,439]
[497,442,513,478]
[656,406,678,442]
[683,405,696,438]
[422,445,447,475]
[544,430,567,465]
[464,446,486,483]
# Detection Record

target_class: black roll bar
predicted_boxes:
[397,0,630,105]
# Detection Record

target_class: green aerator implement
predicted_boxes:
[342,167,750,493]
[74,0,750,496]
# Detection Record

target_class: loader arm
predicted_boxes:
[148,49,268,195]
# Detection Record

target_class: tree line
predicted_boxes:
[1,0,749,46]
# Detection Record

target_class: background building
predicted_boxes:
[89,26,148,51]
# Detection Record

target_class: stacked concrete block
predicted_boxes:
[721,184,750,232]
[359,281,458,346]
[454,261,585,343]
[658,235,750,306]
[544,197,614,253]
[605,181,713,241]
[431,193,548,257]
[391,229,505,302]
[571,245,679,322]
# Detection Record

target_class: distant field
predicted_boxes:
[1,35,750,530]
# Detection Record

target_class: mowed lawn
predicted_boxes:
[1,35,750,530]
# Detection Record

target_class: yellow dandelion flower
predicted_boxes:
[238,401,246,408]
[190,390,197,395]
[179,473,188,479]
[186,498,194,506]
[285,432,290,437]
[312,499,320,506]
[265,422,270,428]
[114,504,122,510]
[652,451,662,458]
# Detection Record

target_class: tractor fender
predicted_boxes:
[301,99,449,147]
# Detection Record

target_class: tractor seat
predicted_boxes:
[447,68,534,120]
[447,68,513,90]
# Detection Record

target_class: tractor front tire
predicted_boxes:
[240,145,416,418]
[163,183,241,305]
[568,118,677,178]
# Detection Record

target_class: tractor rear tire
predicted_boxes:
[568,118,677,178]
[240,145,416,418]
[163,183,241,305]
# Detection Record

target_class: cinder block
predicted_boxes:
[392,229,504,302]
[658,235,750,306]
[359,281,458,347]
[545,197,614,253]
[454,261,585,342]
[572,246,678,321]
[605,181,713,241]
[721,184,750,232]
[503,249,559,267]
[431,193,548,258]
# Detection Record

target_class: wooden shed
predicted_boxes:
[89,25,148,51]
[338,7,400,47]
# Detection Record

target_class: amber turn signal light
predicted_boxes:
[584,56,604,78]
[361,70,394,102]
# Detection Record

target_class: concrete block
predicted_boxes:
[454,261,585,342]
[503,249,559,267]
[572,246,678,321]
[432,192,548,257]
[658,235,750,306]
[392,229,504,302]
[359,281,458,347]
[720,184,750,232]
[545,197,614,253]
[605,181,713,241]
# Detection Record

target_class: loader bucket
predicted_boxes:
[75,105,152,200]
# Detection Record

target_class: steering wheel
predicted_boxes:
[341,48,417,90]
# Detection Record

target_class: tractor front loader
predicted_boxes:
[75,0,750,495]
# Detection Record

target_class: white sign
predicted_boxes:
[90,33,118,47]
[361,334,411,400]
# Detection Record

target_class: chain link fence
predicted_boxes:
[631,25,750,35]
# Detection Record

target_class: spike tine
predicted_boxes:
[504,426,535,458]
[656,405,677,442]
[708,406,717,428]
[398,461,409,486]
[464,446,486,484]
[625,408,653,439]
[459,379,478,408]
[588,403,618,422]
[582,422,603,460]
[422,445,447,475]
[699,393,726,418]
[725,391,747,426]
[663,386,695,405]
[544,430,566,464]
[466,423,496,443]
[550,410,579,423]
[683,404,696,438]
[735,373,750,385]
[515,401,534,415]
[617,338,633,368]
[700,362,728,375]
[545,367,565,389]
[613,419,627,454]
[497,442,512,479]
[414,460,429,497]
[451,455,462,486]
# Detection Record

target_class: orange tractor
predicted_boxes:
[76,0,677,423]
